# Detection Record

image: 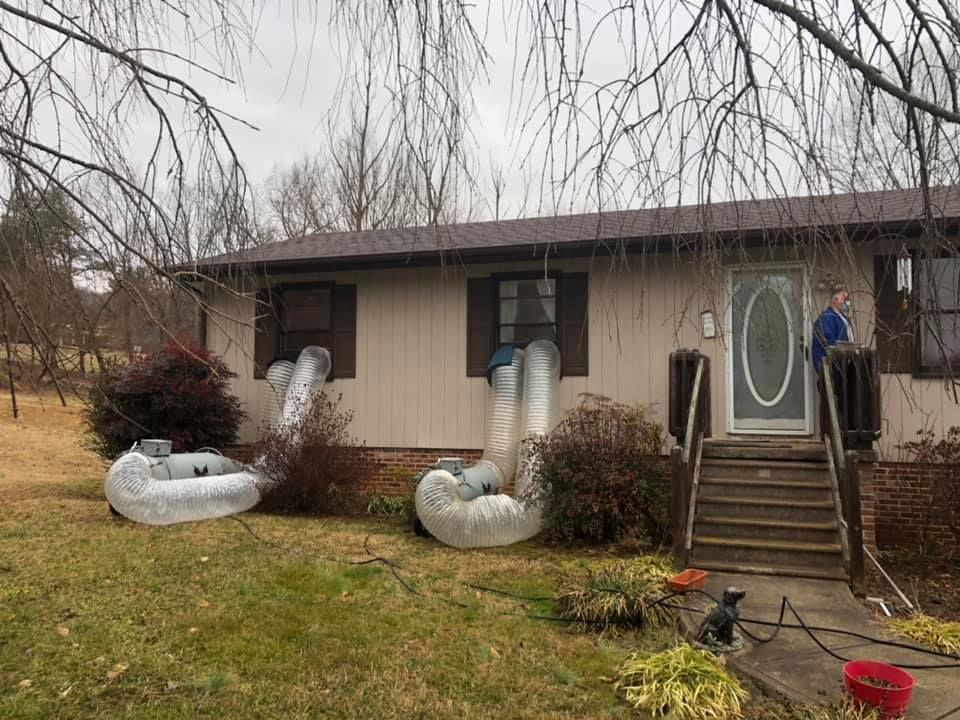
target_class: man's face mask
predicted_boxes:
[842,299,851,315]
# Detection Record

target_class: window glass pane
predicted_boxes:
[283,330,333,354]
[499,298,556,325]
[500,324,556,344]
[283,287,331,331]
[921,314,960,369]
[920,258,960,310]
[497,277,557,346]
[498,278,555,298]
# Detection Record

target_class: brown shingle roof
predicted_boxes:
[195,186,960,270]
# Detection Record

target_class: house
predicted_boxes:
[190,186,960,567]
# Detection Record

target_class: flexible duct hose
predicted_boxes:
[458,347,524,500]
[415,340,560,548]
[261,360,296,433]
[105,347,331,525]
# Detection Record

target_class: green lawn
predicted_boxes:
[0,395,819,719]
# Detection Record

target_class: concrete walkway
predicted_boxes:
[680,572,960,720]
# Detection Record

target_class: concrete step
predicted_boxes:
[702,441,827,462]
[695,495,837,523]
[698,476,833,502]
[686,558,849,582]
[694,515,841,544]
[691,535,843,571]
[699,458,829,482]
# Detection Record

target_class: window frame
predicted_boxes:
[492,271,560,349]
[913,253,960,378]
[275,281,335,363]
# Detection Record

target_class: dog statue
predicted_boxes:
[696,587,746,651]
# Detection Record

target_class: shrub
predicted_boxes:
[366,494,413,519]
[85,339,246,460]
[615,644,748,720]
[254,392,377,515]
[530,394,668,545]
[365,470,419,523]
[898,427,960,547]
[554,556,674,630]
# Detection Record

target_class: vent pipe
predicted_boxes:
[414,340,560,548]
[105,347,331,525]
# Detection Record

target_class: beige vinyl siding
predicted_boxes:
[206,247,960,458]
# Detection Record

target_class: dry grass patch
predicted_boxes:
[0,394,806,720]
[888,612,960,656]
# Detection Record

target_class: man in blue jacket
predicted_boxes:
[812,286,854,373]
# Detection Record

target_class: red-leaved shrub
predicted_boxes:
[85,339,246,459]
[531,394,668,545]
[253,392,377,515]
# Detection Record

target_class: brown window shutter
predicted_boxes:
[332,284,357,378]
[873,254,914,373]
[254,288,280,379]
[559,272,589,376]
[466,277,495,376]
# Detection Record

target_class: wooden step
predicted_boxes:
[699,458,829,482]
[691,535,843,571]
[687,559,849,582]
[699,476,833,502]
[695,495,836,523]
[702,441,827,462]
[694,515,841,544]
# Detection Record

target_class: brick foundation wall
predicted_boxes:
[858,461,878,553]
[224,444,955,552]
[872,462,958,551]
[226,444,482,496]
[360,447,483,495]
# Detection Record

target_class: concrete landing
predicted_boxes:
[680,572,960,719]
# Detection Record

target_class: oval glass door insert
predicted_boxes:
[740,286,794,407]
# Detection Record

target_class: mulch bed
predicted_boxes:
[865,548,960,621]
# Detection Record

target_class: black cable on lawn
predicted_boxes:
[651,588,960,670]
[462,582,552,602]
[227,518,960,669]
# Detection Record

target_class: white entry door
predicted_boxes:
[727,266,812,434]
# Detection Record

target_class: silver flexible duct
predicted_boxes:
[277,346,333,436]
[415,340,560,548]
[261,360,296,433]
[104,346,331,525]
[458,347,524,500]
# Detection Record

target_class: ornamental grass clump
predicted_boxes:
[795,701,881,720]
[554,556,674,630]
[615,644,748,720]
[888,612,960,656]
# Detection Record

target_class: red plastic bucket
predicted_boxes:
[843,660,916,719]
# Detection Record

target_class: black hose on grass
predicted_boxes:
[225,516,960,671]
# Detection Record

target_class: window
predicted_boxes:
[497,277,557,345]
[280,285,332,356]
[874,252,960,376]
[254,283,357,379]
[466,272,588,377]
[917,257,960,375]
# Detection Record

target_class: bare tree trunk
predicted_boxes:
[0,296,18,419]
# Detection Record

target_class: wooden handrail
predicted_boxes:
[822,363,846,477]
[822,355,865,594]
[684,431,704,553]
[823,435,850,568]
[674,356,706,565]
[682,358,704,467]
